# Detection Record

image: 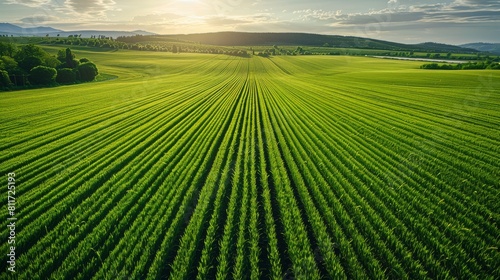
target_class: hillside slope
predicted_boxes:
[119,32,478,53]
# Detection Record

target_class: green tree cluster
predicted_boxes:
[0,43,99,90]
[421,59,500,70]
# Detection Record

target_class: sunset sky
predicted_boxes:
[2,0,499,44]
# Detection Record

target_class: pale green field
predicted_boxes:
[1,49,499,279]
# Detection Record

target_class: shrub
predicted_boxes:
[44,56,62,68]
[0,70,12,88]
[59,59,80,69]
[19,56,43,72]
[29,66,57,85]
[77,62,98,82]
[0,56,18,73]
[56,68,76,84]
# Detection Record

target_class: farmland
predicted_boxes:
[1,48,499,279]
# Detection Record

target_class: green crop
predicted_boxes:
[0,49,499,279]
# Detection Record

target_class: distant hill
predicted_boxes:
[460,43,500,55]
[412,42,477,53]
[55,30,155,39]
[0,23,155,38]
[135,32,478,53]
[0,23,61,36]
[0,24,481,54]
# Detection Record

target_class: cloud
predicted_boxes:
[133,13,184,24]
[61,0,117,18]
[205,16,250,26]
[5,0,50,7]
[293,9,343,21]
[343,12,426,25]
[282,0,500,43]
[20,15,59,24]
[292,0,500,27]
[455,0,500,6]
[203,13,274,27]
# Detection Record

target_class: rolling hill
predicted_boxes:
[460,43,500,55]
[119,32,478,53]
[0,23,155,38]
[0,23,486,54]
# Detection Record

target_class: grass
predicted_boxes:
[0,49,499,279]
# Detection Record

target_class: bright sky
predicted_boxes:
[1,0,499,44]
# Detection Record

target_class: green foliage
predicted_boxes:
[28,65,57,85]
[1,51,499,280]
[65,48,77,68]
[56,68,76,84]
[0,55,18,73]
[421,60,500,70]
[59,58,80,69]
[44,55,62,69]
[56,48,79,68]
[57,49,66,62]
[15,44,46,61]
[0,44,100,89]
[0,69,12,88]
[0,42,16,57]
[18,56,43,72]
[76,62,98,82]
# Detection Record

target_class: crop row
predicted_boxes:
[1,55,498,279]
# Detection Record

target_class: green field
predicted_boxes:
[1,49,499,279]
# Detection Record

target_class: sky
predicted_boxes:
[1,0,499,44]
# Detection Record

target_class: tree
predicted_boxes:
[44,56,61,68]
[172,45,178,53]
[0,70,12,88]
[0,56,18,73]
[57,49,66,63]
[56,68,76,84]
[77,62,98,82]
[29,66,57,85]
[420,63,439,69]
[65,48,77,68]
[56,48,78,68]
[18,56,43,72]
[15,44,45,61]
[0,42,16,57]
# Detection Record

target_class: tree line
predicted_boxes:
[0,43,98,90]
[420,59,500,70]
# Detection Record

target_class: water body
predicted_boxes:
[371,56,470,64]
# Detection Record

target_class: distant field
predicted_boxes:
[1,49,499,279]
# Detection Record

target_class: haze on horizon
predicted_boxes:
[1,0,499,45]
